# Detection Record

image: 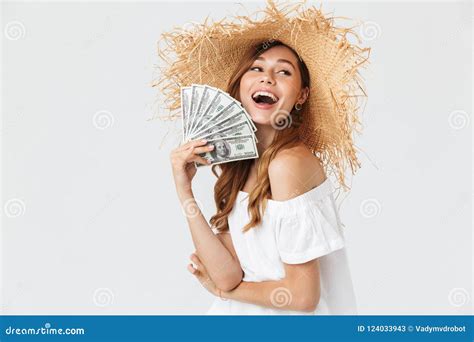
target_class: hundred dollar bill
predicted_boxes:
[191,101,250,139]
[195,135,259,167]
[180,86,192,141]
[188,84,206,137]
[199,121,258,143]
[193,111,253,139]
[188,85,218,136]
[190,90,234,137]
[217,90,256,129]
[196,121,258,142]
[192,88,257,135]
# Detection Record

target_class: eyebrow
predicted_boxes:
[255,56,296,70]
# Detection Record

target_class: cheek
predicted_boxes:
[280,81,299,100]
[239,74,255,99]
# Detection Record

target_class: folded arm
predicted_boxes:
[181,193,243,291]
[220,259,321,312]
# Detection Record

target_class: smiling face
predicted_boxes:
[239,45,309,127]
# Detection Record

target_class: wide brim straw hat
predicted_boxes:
[152,0,371,191]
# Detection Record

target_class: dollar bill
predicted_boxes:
[180,86,192,141]
[195,135,259,167]
[188,85,218,136]
[189,90,231,136]
[180,85,259,164]
[189,87,250,136]
[191,101,246,139]
[215,90,257,131]
[188,84,206,137]
[200,121,258,143]
[192,109,251,136]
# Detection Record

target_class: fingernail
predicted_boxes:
[201,139,207,143]
[209,145,214,149]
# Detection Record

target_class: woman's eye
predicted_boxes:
[249,66,291,75]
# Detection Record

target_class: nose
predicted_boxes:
[259,72,275,85]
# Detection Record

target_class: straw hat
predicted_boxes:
[152,0,371,191]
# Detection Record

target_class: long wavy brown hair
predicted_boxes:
[209,40,311,233]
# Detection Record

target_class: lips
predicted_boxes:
[251,90,279,109]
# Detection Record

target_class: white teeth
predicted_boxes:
[252,91,278,102]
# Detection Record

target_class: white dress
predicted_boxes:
[206,177,358,315]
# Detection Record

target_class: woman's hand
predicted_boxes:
[169,139,214,196]
[187,252,222,298]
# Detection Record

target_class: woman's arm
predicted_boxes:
[189,252,320,312]
[221,259,321,312]
[170,139,243,291]
[181,191,243,291]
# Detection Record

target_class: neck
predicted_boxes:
[254,124,276,155]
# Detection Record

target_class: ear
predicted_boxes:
[297,86,310,104]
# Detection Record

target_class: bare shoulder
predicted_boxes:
[268,142,326,201]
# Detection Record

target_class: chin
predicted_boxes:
[247,110,270,125]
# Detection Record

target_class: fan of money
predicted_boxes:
[181,84,259,167]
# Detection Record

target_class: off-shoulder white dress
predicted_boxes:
[206,178,358,315]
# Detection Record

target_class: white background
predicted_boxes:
[1,0,472,315]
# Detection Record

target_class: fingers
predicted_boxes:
[190,253,204,270]
[187,252,209,279]
[187,263,197,274]
[171,139,213,167]
[192,144,214,154]
[190,154,211,166]
[178,139,208,151]
[185,146,213,166]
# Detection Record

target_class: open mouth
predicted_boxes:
[251,91,279,105]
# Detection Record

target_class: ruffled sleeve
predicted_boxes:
[275,191,345,264]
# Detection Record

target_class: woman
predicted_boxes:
[157,1,370,315]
